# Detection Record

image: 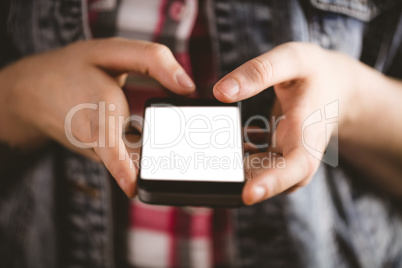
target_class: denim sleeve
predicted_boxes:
[310,0,402,22]
[0,143,59,268]
[208,0,402,267]
[233,164,402,268]
[0,0,20,68]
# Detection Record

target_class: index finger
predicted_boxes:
[213,42,314,103]
[85,38,196,95]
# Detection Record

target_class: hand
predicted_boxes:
[0,37,195,197]
[213,42,359,205]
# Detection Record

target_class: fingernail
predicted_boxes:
[252,186,266,204]
[217,78,239,97]
[176,70,195,89]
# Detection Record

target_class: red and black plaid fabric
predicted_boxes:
[128,203,234,267]
[88,1,233,267]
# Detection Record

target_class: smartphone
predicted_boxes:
[138,98,245,207]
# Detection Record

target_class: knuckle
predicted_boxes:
[146,43,172,60]
[280,42,323,69]
[245,168,259,181]
[142,43,174,75]
[281,42,306,64]
[281,42,303,56]
[249,58,272,85]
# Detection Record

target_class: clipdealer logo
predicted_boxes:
[63,100,339,167]
[301,100,339,167]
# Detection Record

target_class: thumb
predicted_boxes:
[94,132,137,197]
[90,101,137,197]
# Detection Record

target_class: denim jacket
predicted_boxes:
[1,0,402,267]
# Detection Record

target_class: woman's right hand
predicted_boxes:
[0,37,195,196]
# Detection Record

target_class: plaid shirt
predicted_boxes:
[88,0,232,267]
[128,202,234,267]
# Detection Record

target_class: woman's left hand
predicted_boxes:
[213,42,360,205]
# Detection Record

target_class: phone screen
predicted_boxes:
[141,105,244,182]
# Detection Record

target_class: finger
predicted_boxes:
[213,42,313,103]
[87,38,195,95]
[242,147,315,205]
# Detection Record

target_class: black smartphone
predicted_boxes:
[137,98,245,207]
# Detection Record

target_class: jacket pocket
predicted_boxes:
[310,0,401,21]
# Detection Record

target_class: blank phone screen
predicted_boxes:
[141,106,244,182]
